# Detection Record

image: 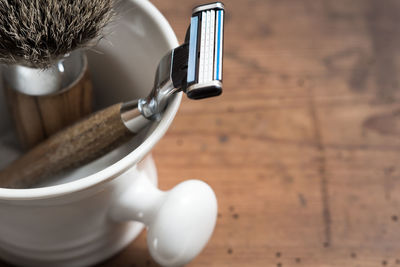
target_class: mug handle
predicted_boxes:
[109,167,218,267]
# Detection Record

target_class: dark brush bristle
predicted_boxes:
[0,0,114,68]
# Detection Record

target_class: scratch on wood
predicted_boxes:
[362,109,400,136]
[298,193,307,207]
[323,48,371,92]
[308,87,332,247]
[366,0,400,103]
[170,130,400,152]
[382,165,397,201]
[225,50,270,75]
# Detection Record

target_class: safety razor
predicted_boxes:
[0,2,225,188]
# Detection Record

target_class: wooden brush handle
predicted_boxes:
[4,63,93,150]
[0,103,134,189]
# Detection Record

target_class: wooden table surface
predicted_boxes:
[106,0,400,266]
[99,0,400,266]
[4,0,400,266]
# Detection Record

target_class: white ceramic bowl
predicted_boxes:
[0,1,217,266]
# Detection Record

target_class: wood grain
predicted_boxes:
[99,0,400,266]
[0,103,133,188]
[4,66,93,149]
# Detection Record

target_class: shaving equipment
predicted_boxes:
[0,0,114,149]
[3,51,93,149]
[0,2,225,189]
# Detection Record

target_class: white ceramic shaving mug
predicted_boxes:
[0,1,217,266]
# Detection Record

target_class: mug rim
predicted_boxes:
[0,0,182,200]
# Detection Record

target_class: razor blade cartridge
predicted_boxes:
[185,2,225,99]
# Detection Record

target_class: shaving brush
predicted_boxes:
[0,0,114,149]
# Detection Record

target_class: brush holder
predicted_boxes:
[2,50,93,149]
[0,0,217,267]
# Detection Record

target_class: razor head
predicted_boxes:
[185,2,225,99]
[143,2,225,120]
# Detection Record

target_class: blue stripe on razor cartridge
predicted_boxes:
[187,16,198,84]
[215,9,223,81]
